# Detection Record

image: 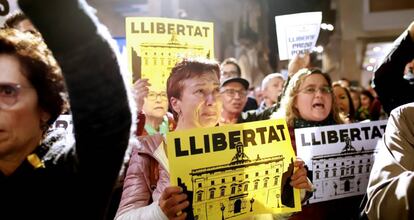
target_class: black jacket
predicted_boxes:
[0,0,132,219]
[373,30,414,115]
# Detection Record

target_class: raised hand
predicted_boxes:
[132,78,150,112]
[288,53,310,78]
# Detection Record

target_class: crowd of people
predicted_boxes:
[0,0,413,219]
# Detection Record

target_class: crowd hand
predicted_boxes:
[132,78,150,112]
[290,158,313,191]
[159,186,189,220]
[288,53,310,78]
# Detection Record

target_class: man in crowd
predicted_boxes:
[221,57,258,111]
[257,73,285,113]
[220,77,249,124]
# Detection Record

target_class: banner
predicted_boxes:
[167,119,301,220]
[295,120,387,203]
[0,0,20,23]
[125,17,214,89]
[275,12,322,60]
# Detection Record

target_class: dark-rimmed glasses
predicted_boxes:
[146,91,167,101]
[220,89,247,98]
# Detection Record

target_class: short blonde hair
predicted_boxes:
[273,68,343,127]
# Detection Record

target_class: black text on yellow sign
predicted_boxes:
[174,124,287,157]
[130,21,211,37]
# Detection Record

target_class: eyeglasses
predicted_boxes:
[220,89,247,98]
[299,86,332,95]
[147,91,167,101]
[0,83,31,109]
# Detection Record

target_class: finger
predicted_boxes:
[163,193,188,212]
[171,212,187,220]
[160,186,182,201]
[168,200,190,217]
[291,168,307,181]
[134,78,151,88]
[290,175,308,188]
[291,180,311,190]
[294,158,304,168]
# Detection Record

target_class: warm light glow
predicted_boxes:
[314,45,324,53]
[321,23,334,31]
[326,24,334,31]
[366,66,374,71]
[373,46,381,52]
[369,58,376,64]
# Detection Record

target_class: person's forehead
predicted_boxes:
[269,77,284,83]
[185,73,219,86]
[302,74,328,85]
[222,63,238,72]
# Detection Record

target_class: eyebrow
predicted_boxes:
[303,83,329,87]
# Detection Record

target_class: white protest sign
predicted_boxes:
[0,0,20,25]
[295,120,387,204]
[275,12,322,60]
[50,114,75,146]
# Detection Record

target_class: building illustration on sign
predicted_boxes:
[178,142,295,220]
[310,137,375,203]
[131,32,210,84]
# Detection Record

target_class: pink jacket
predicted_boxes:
[115,134,170,219]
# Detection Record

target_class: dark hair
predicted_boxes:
[332,82,355,122]
[220,57,241,77]
[4,11,27,29]
[361,89,374,103]
[167,58,220,120]
[0,28,67,130]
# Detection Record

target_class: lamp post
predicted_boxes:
[250,197,255,212]
[220,203,225,220]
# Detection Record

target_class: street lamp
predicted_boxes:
[250,197,255,212]
[220,203,225,220]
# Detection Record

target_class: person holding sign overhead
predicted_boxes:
[132,78,176,136]
[116,58,223,220]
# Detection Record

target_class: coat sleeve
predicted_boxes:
[18,0,132,218]
[116,148,152,218]
[364,104,414,220]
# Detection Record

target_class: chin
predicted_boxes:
[200,119,218,128]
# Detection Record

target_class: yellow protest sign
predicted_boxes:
[125,17,214,90]
[167,119,301,220]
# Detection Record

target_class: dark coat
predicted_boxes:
[373,30,414,115]
[0,0,132,219]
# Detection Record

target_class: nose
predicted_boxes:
[154,94,162,102]
[315,89,324,97]
[206,92,220,106]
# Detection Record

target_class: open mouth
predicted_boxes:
[312,103,325,109]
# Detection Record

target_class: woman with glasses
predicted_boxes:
[273,69,363,219]
[133,79,176,136]
[0,0,132,219]
[116,58,223,220]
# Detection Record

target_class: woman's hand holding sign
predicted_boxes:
[159,186,189,220]
[290,158,313,192]
[133,78,150,112]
